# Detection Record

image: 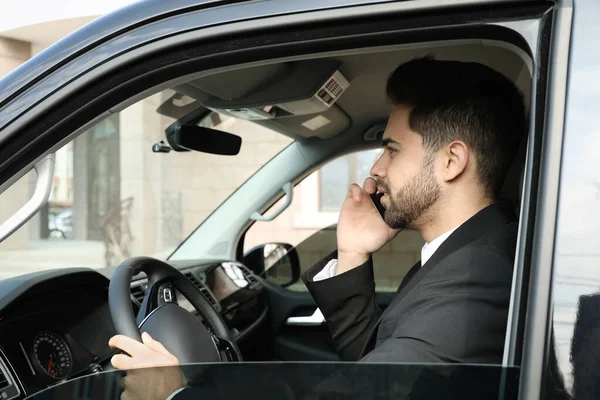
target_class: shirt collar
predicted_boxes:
[421,227,458,266]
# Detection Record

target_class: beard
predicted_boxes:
[380,154,441,230]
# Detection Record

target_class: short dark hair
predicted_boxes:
[386,56,526,197]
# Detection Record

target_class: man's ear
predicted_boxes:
[440,141,469,182]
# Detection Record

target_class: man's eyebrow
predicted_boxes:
[381,138,400,147]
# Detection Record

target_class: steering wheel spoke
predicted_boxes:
[136,279,178,326]
[211,335,242,362]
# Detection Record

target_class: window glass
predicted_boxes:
[23,363,520,400]
[547,0,600,398]
[244,150,424,292]
[319,156,350,211]
[0,90,292,277]
[319,150,380,211]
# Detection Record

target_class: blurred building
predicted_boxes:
[0,1,134,250]
[0,0,290,260]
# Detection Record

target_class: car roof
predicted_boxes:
[0,0,227,107]
[0,0,396,110]
[0,0,537,140]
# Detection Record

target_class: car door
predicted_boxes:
[0,1,571,399]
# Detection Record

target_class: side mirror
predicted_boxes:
[243,243,300,288]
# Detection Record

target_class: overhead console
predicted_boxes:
[174,59,351,138]
[195,60,349,119]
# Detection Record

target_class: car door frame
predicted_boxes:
[516,1,573,399]
[0,0,546,190]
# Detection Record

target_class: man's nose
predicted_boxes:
[370,153,387,178]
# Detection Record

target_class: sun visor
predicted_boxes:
[189,63,291,100]
[181,60,350,121]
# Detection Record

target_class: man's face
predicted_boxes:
[370,105,441,229]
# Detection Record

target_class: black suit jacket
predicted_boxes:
[303,201,518,363]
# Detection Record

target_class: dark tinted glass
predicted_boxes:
[27,363,519,400]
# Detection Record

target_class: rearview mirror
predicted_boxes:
[244,243,300,288]
[166,124,242,155]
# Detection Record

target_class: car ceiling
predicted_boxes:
[177,41,531,141]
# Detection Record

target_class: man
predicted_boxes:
[303,55,525,363]
[108,56,526,398]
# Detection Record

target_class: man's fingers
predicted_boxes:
[348,184,363,201]
[348,178,377,202]
[141,333,167,355]
[142,333,177,360]
[363,177,377,194]
[109,335,147,357]
[111,354,135,370]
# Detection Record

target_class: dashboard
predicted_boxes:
[0,260,267,400]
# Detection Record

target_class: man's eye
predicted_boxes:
[386,147,397,154]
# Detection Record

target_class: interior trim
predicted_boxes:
[234,305,269,343]
[18,342,35,377]
[503,14,552,368]
[0,347,22,400]
[286,308,325,326]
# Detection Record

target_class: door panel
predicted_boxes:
[261,280,335,361]
[262,279,396,361]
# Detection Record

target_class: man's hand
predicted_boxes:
[336,177,401,275]
[109,333,186,400]
[109,332,181,369]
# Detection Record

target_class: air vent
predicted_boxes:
[130,284,146,305]
[0,368,8,389]
[236,264,258,285]
[184,272,221,312]
[0,352,20,400]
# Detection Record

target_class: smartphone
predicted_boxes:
[370,192,386,219]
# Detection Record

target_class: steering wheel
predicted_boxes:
[109,257,242,365]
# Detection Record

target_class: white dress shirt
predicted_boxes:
[166,388,187,400]
[313,227,458,281]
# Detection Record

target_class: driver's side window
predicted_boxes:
[243,150,425,292]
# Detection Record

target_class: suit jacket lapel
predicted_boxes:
[358,201,516,358]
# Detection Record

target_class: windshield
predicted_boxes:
[26,363,520,400]
[0,90,292,278]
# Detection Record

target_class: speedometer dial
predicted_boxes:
[33,332,72,379]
